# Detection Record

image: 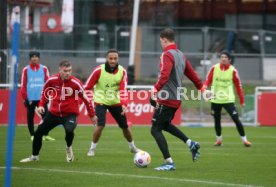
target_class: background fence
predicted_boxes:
[3,26,276,81]
[1,26,274,123]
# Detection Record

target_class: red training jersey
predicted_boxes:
[204,63,245,105]
[154,44,204,108]
[39,74,95,117]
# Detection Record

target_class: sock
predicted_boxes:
[241,136,247,142]
[90,142,97,150]
[128,141,136,148]
[165,157,173,164]
[216,135,222,141]
[31,155,39,160]
[186,139,192,147]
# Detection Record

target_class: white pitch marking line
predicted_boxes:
[0,166,262,187]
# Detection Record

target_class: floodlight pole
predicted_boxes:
[128,0,140,84]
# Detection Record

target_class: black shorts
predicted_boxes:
[95,104,128,129]
[152,104,177,128]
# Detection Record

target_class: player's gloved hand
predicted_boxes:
[23,99,29,107]
[149,97,157,107]
[149,87,158,107]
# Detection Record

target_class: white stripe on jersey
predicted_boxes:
[160,53,165,72]
[122,69,127,89]
[44,76,58,84]
[84,66,101,88]
[21,67,27,86]
[71,79,92,105]
[71,79,84,92]
[41,65,50,77]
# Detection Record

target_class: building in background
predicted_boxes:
[5,0,276,51]
[4,0,276,82]
[2,0,276,123]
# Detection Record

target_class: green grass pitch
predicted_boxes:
[0,125,276,187]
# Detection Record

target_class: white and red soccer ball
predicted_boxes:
[134,151,151,168]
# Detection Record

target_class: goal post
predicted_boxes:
[255,87,276,126]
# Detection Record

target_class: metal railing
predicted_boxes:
[2,26,275,123]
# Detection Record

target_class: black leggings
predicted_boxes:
[211,103,245,137]
[32,112,77,156]
[151,105,189,160]
[25,100,48,136]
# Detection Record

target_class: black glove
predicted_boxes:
[149,97,157,107]
[24,99,29,107]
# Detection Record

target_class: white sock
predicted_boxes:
[90,142,97,150]
[165,157,173,164]
[186,139,192,147]
[241,136,247,142]
[128,141,136,148]
[216,135,222,141]
[31,155,39,159]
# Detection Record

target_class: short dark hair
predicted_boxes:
[29,51,40,59]
[106,49,119,56]
[59,60,71,67]
[160,28,175,41]
[220,51,232,61]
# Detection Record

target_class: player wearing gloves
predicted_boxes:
[205,51,251,147]
[150,28,211,171]
[84,49,140,157]
[20,60,97,163]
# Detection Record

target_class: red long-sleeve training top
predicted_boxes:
[39,74,95,117]
[154,44,203,108]
[204,63,245,105]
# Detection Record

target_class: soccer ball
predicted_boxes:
[134,151,151,168]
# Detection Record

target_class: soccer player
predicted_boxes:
[204,51,252,147]
[20,51,55,141]
[84,49,139,157]
[151,28,208,171]
[20,60,97,163]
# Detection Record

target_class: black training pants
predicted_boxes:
[25,100,48,136]
[151,104,189,160]
[211,102,245,137]
[32,112,77,156]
